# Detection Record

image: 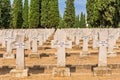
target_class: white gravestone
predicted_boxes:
[10,35,28,78]
[80,35,90,57]
[29,36,40,58]
[93,30,111,76]
[92,31,99,49]
[52,40,72,67]
[107,32,117,57]
[3,36,15,59]
[52,30,72,77]
[15,42,25,69]
[98,41,108,67]
[107,29,118,57]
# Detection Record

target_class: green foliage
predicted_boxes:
[1,0,11,29]
[48,0,59,28]
[29,0,40,28]
[41,0,48,28]
[58,17,66,28]
[64,0,75,28]
[23,0,29,28]
[86,0,120,28]
[74,15,80,28]
[79,12,86,28]
[86,0,95,27]
[12,0,23,28]
[41,0,59,28]
[0,1,2,28]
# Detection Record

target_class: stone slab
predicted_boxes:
[52,67,70,77]
[93,67,112,76]
[3,53,15,59]
[29,52,40,58]
[10,68,29,78]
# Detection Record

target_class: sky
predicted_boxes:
[59,0,87,17]
[10,0,87,17]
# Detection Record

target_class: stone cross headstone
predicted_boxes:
[3,34,15,59]
[15,42,25,70]
[98,30,108,67]
[80,35,90,57]
[107,30,118,57]
[73,31,82,45]
[10,35,28,77]
[98,40,108,66]
[92,30,99,49]
[52,40,72,67]
[32,37,38,53]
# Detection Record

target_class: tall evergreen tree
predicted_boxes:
[0,1,2,28]
[58,17,66,28]
[12,0,23,28]
[86,0,95,27]
[117,0,120,27]
[64,0,75,28]
[41,0,59,28]
[23,0,29,28]
[1,0,11,28]
[114,0,120,27]
[79,12,86,28]
[29,0,39,28]
[74,15,80,28]
[48,0,59,28]
[39,0,41,28]
[86,0,119,28]
[41,0,49,28]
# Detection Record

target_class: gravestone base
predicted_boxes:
[3,53,15,59]
[93,67,112,76]
[107,52,117,57]
[52,67,70,77]
[29,52,40,58]
[80,51,90,57]
[10,68,28,78]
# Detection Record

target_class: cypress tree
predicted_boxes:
[29,0,39,28]
[64,0,75,28]
[39,0,41,28]
[86,0,94,27]
[12,0,23,28]
[74,15,80,28]
[80,12,86,28]
[41,0,49,28]
[1,0,11,29]
[0,1,2,28]
[115,0,120,27]
[23,0,29,28]
[48,0,59,28]
[58,17,66,28]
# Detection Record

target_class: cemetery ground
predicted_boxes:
[1,29,120,80]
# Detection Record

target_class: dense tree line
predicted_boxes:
[0,0,11,29]
[1,0,120,28]
[0,0,87,29]
[0,0,59,28]
[86,0,120,28]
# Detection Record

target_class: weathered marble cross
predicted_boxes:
[98,40,108,67]
[3,36,15,59]
[31,36,38,53]
[98,30,108,67]
[51,40,72,67]
[80,35,90,57]
[15,42,25,70]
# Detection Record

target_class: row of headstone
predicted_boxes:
[0,29,55,59]
[51,28,120,76]
[0,28,120,77]
[63,28,120,57]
